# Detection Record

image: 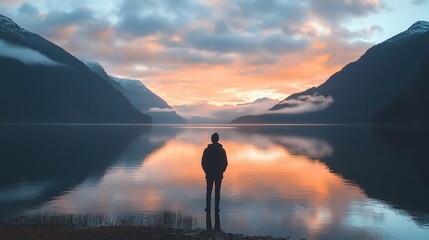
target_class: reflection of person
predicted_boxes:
[202,132,228,213]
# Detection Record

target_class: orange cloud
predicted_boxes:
[97,33,366,108]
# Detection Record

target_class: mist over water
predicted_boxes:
[1,124,428,240]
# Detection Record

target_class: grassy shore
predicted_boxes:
[0,212,294,240]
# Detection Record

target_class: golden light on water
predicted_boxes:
[46,136,363,229]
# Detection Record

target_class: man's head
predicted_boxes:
[211,132,219,143]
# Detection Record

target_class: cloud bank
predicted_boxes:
[268,95,334,114]
[146,107,174,113]
[0,39,59,66]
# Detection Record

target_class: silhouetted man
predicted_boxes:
[202,132,228,213]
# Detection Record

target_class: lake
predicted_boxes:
[1,124,428,239]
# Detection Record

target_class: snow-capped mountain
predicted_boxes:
[0,15,26,34]
[82,61,147,90]
[0,14,151,123]
[110,76,150,89]
[233,21,429,124]
[386,20,429,43]
[83,61,187,124]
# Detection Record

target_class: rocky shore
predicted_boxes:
[1,225,294,240]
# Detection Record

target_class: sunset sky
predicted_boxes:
[1,0,428,111]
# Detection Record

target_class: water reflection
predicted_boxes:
[241,125,429,225]
[0,125,179,215]
[1,125,428,240]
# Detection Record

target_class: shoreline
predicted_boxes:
[0,212,299,239]
[1,225,293,240]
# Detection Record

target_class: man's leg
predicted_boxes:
[214,211,221,231]
[206,178,214,211]
[206,210,212,230]
[214,178,222,212]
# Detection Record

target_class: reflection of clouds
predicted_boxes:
[147,126,182,145]
[175,127,334,158]
[37,128,427,240]
[296,206,333,233]
[173,127,278,149]
[0,181,51,203]
[346,199,387,226]
[148,135,172,144]
[273,136,333,158]
[233,144,285,162]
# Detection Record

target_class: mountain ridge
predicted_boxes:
[233,21,429,124]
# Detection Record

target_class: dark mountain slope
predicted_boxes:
[374,57,429,124]
[0,14,151,123]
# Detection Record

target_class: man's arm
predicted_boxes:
[202,148,208,173]
[222,149,228,172]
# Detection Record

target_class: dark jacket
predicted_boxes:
[202,143,228,179]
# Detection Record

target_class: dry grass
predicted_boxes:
[0,225,186,240]
[0,211,290,240]
[2,210,195,229]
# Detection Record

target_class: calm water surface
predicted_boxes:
[1,124,428,240]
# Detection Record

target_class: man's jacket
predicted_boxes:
[202,143,228,180]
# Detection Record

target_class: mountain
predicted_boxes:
[83,61,187,124]
[0,14,151,123]
[374,56,429,123]
[233,21,429,124]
